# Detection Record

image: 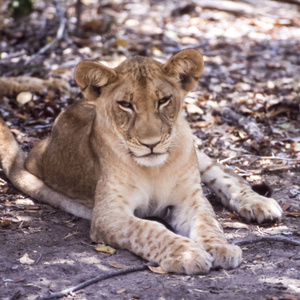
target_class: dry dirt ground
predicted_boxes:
[1,0,300,299]
[1,170,300,300]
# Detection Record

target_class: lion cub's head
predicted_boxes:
[74,49,203,167]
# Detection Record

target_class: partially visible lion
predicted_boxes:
[0,49,282,274]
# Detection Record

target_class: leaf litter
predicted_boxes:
[0,0,300,299]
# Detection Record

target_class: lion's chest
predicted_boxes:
[124,167,180,218]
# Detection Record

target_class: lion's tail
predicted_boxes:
[0,117,92,220]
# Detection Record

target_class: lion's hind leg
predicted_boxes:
[0,117,92,220]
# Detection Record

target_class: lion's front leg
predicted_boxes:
[197,150,282,223]
[170,188,242,270]
[90,195,213,275]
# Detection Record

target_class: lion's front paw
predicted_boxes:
[207,243,242,270]
[238,196,282,224]
[160,242,213,275]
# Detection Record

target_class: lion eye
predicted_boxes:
[158,96,171,107]
[117,101,134,111]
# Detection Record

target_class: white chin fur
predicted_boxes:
[134,153,168,167]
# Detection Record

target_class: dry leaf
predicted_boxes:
[82,19,108,33]
[113,38,129,49]
[9,128,23,136]
[52,68,73,81]
[191,119,214,129]
[0,220,11,227]
[108,262,126,269]
[227,213,239,220]
[148,265,167,274]
[16,113,26,120]
[282,204,291,211]
[116,289,126,294]
[186,103,204,115]
[286,212,300,218]
[25,205,40,210]
[13,279,25,284]
[95,244,116,254]
[19,253,35,265]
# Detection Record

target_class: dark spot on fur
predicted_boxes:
[200,164,213,176]
[209,178,217,185]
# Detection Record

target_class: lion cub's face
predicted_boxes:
[106,57,183,166]
[74,50,204,166]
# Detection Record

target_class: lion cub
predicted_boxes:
[0,49,282,274]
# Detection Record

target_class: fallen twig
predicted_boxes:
[195,0,255,16]
[220,108,265,143]
[0,51,25,61]
[234,164,299,176]
[219,154,300,176]
[36,264,149,300]
[25,0,66,66]
[233,235,300,247]
[271,0,300,7]
[75,0,82,33]
[220,154,300,164]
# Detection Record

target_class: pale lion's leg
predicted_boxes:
[90,200,213,275]
[196,150,282,223]
[170,178,242,270]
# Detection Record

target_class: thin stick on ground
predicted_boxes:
[234,165,300,176]
[220,154,300,164]
[75,0,82,33]
[25,0,66,66]
[233,235,300,247]
[36,264,149,300]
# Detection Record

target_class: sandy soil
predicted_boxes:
[1,0,300,299]
[1,170,300,300]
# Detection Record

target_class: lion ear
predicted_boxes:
[74,61,117,100]
[163,49,204,92]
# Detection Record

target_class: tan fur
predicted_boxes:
[0,49,282,274]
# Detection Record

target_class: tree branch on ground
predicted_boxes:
[194,0,255,16]
[221,108,265,144]
[36,264,149,300]
[233,235,300,247]
[271,0,300,7]
[25,0,66,65]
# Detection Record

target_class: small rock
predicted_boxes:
[17,91,33,106]
[235,82,252,91]
[15,198,35,206]
[289,189,300,198]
